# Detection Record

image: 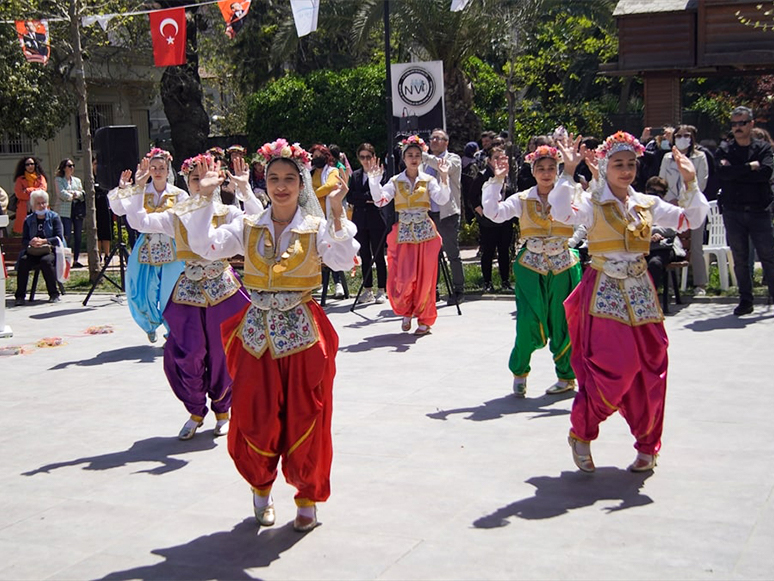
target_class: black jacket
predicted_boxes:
[472,166,516,228]
[716,138,774,211]
[347,168,389,230]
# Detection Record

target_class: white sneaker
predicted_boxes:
[334,282,345,298]
[358,289,375,304]
[375,289,387,304]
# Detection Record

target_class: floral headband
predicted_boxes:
[401,135,428,153]
[180,153,213,176]
[207,147,225,159]
[525,145,561,166]
[226,145,246,155]
[253,138,312,171]
[145,147,172,163]
[597,131,645,160]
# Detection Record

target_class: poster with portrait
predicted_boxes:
[15,19,50,65]
[218,0,251,39]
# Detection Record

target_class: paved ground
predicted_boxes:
[1,290,773,580]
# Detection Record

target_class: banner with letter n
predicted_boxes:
[390,61,445,141]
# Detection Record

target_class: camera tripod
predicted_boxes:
[83,213,130,306]
[350,224,462,317]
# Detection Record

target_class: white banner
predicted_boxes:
[290,0,320,37]
[391,60,445,120]
[450,0,473,11]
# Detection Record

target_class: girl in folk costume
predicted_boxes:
[367,135,450,335]
[111,154,256,441]
[109,148,188,343]
[181,140,359,532]
[551,132,709,473]
[481,145,582,398]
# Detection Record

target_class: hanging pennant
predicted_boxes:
[148,7,187,67]
[450,0,473,11]
[15,19,50,65]
[290,0,320,37]
[218,0,251,39]
[82,14,116,31]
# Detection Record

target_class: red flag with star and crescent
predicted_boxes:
[149,7,186,67]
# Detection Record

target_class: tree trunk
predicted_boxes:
[69,0,99,282]
[160,7,209,170]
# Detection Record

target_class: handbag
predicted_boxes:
[26,243,52,256]
[72,198,86,219]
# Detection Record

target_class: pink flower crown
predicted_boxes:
[525,145,561,165]
[253,138,311,171]
[145,147,172,162]
[180,153,213,176]
[597,131,645,159]
[401,135,428,152]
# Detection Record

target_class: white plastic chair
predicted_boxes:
[699,200,737,290]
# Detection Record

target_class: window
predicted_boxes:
[0,132,34,155]
[76,103,115,150]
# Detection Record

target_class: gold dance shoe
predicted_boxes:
[568,435,595,473]
[293,506,318,533]
[546,379,576,395]
[628,453,657,472]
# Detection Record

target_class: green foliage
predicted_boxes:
[458,219,480,248]
[464,57,508,132]
[246,64,387,156]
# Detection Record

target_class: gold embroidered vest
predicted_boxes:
[519,197,574,239]
[242,215,322,292]
[587,195,653,255]
[174,210,230,261]
[394,178,431,212]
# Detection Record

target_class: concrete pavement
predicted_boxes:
[1,291,773,580]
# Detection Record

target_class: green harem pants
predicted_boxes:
[509,248,582,379]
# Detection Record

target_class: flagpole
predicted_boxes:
[383,0,394,178]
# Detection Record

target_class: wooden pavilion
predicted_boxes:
[603,0,774,126]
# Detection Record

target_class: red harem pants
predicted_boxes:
[564,268,668,455]
[386,223,442,327]
[222,300,337,504]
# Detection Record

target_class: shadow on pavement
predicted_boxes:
[22,435,218,477]
[50,345,164,369]
[473,468,653,528]
[427,392,574,422]
[338,332,420,353]
[684,309,774,332]
[99,519,305,580]
[28,307,97,319]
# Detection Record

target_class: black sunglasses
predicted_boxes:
[65,163,74,168]
[25,162,35,166]
[731,120,751,128]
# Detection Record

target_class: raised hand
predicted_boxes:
[226,155,250,200]
[582,147,599,182]
[494,154,509,180]
[134,157,150,186]
[672,146,697,185]
[199,158,224,198]
[328,172,350,220]
[118,169,133,189]
[557,134,583,177]
[366,161,384,180]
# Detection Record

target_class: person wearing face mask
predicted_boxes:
[552,132,709,474]
[14,189,64,306]
[659,125,709,295]
[636,126,674,191]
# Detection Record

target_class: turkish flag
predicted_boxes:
[149,7,186,67]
